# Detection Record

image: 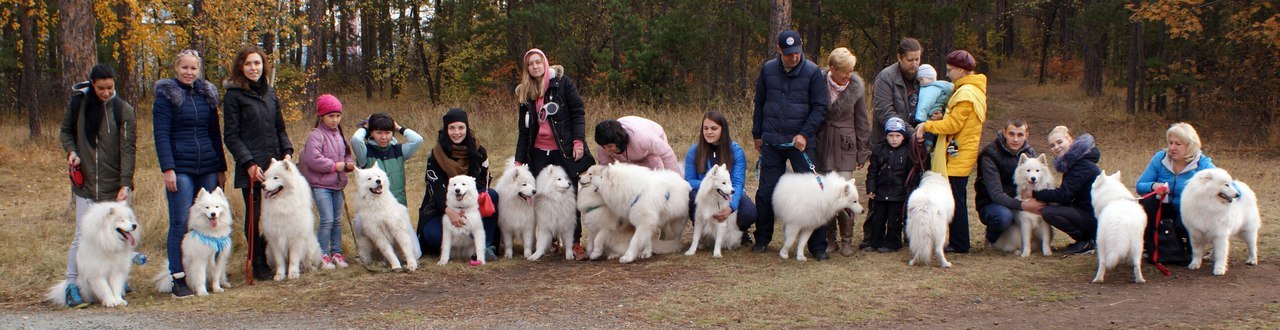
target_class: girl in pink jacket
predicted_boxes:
[300,94,355,269]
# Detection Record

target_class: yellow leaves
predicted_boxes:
[1130,0,1205,39]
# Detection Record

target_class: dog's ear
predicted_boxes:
[1110,171,1122,182]
[1036,153,1047,165]
[197,188,209,199]
[213,186,224,197]
[1019,153,1030,164]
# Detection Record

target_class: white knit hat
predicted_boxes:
[917,64,937,80]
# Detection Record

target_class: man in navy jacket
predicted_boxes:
[750,30,832,259]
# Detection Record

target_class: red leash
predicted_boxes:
[243,181,256,285]
[1139,188,1172,276]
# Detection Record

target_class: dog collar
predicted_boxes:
[193,230,232,257]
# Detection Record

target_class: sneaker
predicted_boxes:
[813,250,830,261]
[320,254,336,270]
[861,246,876,252]
[751,243,767,253]
[64,283,89,309]
[573,241,586,260]
[332,253,349,268]
[485,247,499,261]
[876,247,895,253]
[740,234,753,248]
[1063,241,1096,255]
[171,278,194,298]
[944,245,956,253]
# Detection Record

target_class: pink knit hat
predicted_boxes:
[317,94,342,116]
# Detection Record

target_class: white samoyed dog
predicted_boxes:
[47,202,140,307]
[774,171,863,261]
[440,175,487,265]
[907,171,954,268]
[530,165,579,261]
[352,166,421,272]
[580,165,683,260]
[154,187,234,296]
[495,162,537,259]
[595,162,692,263]
[1090,171,1146,284]
[686,164,743,258]
[260,158,323,280]
[1181,168,1260,276]
[994,154,1056,257]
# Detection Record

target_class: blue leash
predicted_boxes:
[759,142,823,189]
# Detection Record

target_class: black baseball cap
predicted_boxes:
[778,30,802,55]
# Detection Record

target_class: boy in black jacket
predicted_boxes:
[863,117,914,252]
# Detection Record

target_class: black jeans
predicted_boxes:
[947,176,971,252]
[755,145,827,254]
[864,200,905,250]
[529,148,583,244]
[1042,205,1095,243]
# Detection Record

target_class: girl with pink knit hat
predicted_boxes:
[300,94,356,269]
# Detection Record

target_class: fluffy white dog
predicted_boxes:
[686,164,744,258]
[1090,171,1146,284]
[595,162,691,263]
[774,171,863,261]
[47,202,140,307]
[353,166,421,272]
[530,165,579,261]
[907,171,954,268]
[1181,168,1260,276]
[154,188,234,296]
[994,154,1056,257]
[579,165,622,259]
[495,162,537,259]
[261,158,323,280]
[440,175,487,265]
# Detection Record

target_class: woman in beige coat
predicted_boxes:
[814,47,871,256]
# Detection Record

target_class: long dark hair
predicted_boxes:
[230,46,270,88]
[694,110,734,175]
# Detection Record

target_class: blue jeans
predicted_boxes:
[687,189,758,231]
[755,145,827,254]
[978,203,1015,245]
[312,188,345,255]
[165,172,220,276]
[418,189,501,255]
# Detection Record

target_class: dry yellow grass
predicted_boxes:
[1,74,1276,327]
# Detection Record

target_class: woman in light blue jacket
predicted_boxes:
[1135,122,1214,261]
[684,111,757,248]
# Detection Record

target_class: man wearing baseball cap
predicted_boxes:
[750,29,833,260]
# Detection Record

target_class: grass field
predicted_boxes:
[1,70,1277,328]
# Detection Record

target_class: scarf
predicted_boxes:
[83,94,106,149]
[249,77,269,96]
[432,143,471,178]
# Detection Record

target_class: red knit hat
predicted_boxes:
[946,50,977,72]
[317,94,342,116]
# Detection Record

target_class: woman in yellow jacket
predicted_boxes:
[914,50,987,253]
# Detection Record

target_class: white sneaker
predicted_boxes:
[320,254,336,270]
[332,253,350,268]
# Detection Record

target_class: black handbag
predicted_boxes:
[1148,207,1192,266]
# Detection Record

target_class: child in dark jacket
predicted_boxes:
[863,117,914,252]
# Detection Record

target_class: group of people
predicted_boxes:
[57,32,1213,308]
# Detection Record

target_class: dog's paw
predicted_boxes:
[405,262,418,272]
[713,252,723,258]
[619,255,635,264]
[527,253,542,261]
[797,255,808,261]
[779,250,789,259]
[1134,276,1146,284]
[1187,261,1202,270]
[1212,266,1227,276]
[940,261,952,268]
[1091,276,1104,284]
[273,274,286,281]
[197,291,209,297]
[212,287,224,293]
[908,259,917,266]
[437,259,448,266]
[684,250,696,256]
[391,267,404,273]
[1246,257,1258,266]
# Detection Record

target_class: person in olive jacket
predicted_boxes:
[222,46,293,281]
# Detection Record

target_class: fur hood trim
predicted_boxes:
[156,78,219,109]
[1054,133,1098,173]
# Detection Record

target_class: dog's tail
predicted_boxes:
[152,259,174,293]
[652,238,684,255]
[46,281,69,305]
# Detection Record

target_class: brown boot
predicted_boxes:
[839,239,855,256]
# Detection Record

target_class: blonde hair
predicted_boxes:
[1166,122,1202,162]
[827,47,857,72]
[1048,125,1072,142]
[174,49,201,70]
[515,52,545,104]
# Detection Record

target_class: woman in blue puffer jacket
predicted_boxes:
[152,49,227,297]
[1135,122,1214,262]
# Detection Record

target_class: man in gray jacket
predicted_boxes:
[872,38,923,146]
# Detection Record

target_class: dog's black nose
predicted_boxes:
[375,179,381,185]
[131,223,137,230]
[532,189,537,195]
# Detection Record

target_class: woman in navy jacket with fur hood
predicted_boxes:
[153,49,227,297]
